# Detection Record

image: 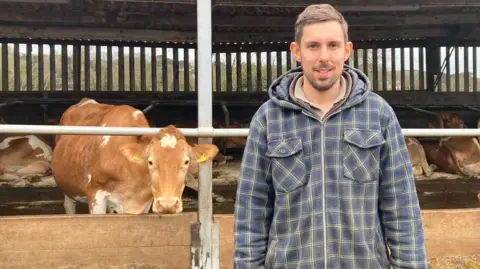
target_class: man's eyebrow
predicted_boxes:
[303,40,343,47]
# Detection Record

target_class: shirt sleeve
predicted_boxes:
[379,104,429,269]
[233,112,275,269]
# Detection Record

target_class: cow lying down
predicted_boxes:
[422,113,480,177]
[51,98,219,215]
[0,134,53,181]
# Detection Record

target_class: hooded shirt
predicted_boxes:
[233,65,428,269]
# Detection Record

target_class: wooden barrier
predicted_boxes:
[0,209,479,269]
[214,209,480,268]
[0,213,198,269]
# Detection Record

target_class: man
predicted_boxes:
[233,4,428,269]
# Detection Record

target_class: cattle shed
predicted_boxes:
[1,0,480,127]
[0,1,480,269]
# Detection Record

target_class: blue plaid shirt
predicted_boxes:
[233,65,428,269]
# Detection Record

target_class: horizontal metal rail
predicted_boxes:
[2,124,480,137]
[0,124,249,137]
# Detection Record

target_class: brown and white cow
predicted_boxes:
[51,98,219,215]
[422,113,480,176]
[0,119,53,179]
[405,136,433,178]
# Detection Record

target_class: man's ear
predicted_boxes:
[119,143,147,164]
[344,41,353,62]
[290,41,301,63]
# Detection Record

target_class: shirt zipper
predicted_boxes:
[320,122,327,269]
[301,99,348,269]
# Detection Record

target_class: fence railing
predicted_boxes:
[1,41,479,93]
[2,124,480,137]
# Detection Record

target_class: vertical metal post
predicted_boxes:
[192,1,218,269]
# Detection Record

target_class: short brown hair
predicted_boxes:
[295,4,349,43]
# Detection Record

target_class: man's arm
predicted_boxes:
[379,105,428,269]
[233,113,275,269]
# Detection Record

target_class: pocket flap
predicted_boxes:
[344,129,385,149]
[266,137,302,158]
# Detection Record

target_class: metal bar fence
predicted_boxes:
[2,124,480,137]
[195,1,217,269]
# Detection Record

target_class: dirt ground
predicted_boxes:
[429,255,480,269]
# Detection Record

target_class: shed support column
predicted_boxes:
[73,44,81,92]
[192,1,219,269]
[426,45,440,92]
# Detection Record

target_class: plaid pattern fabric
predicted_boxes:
[233,66,428,269]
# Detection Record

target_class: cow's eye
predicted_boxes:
[184,160,189,165]
[148,160,153,165]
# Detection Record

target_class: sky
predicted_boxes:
[11,44,480,76]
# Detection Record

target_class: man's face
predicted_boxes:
[291,20,353,92]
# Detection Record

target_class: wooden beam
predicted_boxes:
[2,91,480,108]
[0,9,478,30]
[0,213,198,269]
[426,46,440,92]
[213,0,477,8]
[215,210,480,263]
[0,16,475,43]
[415,178,480,193]
[213,0,420,7]
[212,27,455,43]
[213,14,480,28]
[0,25,197,42]
[0,0,69,2]
[376,91,480,107]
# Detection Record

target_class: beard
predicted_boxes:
[303,63,339,92]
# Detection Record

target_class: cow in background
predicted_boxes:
[405,136,433,178]
[422,113,480,177]
[0,118,55,179]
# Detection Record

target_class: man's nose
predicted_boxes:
[317,46,329,62]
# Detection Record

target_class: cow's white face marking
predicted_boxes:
[132,110,143,120]
[87,174,92,184]
[90,190,124,214]
[160,134,177,148]
[101,136,110,148]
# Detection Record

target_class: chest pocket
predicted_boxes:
[343,128,386,183]
[266,137,307,193]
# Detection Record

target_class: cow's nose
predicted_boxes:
[155,197,181,214]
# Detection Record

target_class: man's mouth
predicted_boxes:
[314,68,332,77]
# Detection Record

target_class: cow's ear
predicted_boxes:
[186,144,218,175]
[189,144,219,164]
[119,143,147,164]
[139,134,155,144]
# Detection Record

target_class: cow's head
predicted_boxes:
[441,113,467,128]
[219,122,248,148]
[121,125,218,214]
